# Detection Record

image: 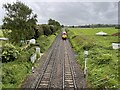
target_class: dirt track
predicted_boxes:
[21,33,87,89]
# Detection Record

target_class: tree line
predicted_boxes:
[67,24,119,28]
[2,1,61,44]
[34,19,61,39]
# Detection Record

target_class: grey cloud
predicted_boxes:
[0,1,118,25]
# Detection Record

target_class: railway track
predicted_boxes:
[22,33,86,89]
[63,40,77,90]
[34,34,60,89]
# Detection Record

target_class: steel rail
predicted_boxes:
[66,40,77,89]
[63,40,77,90]
[62,40,65,90]
[34,35,60,89]
[67,50,77,90]
[47,39,62,89]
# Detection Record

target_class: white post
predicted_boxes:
[32,66,34,73]
[30,53,36,73]
[84,50,88,78]
[30,53,36,63]
[36,47,40,53]
[84,58,87,76]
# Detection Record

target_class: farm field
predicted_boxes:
[67,28,119,88]
[69,28,118,35]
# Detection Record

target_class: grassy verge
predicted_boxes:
[67,28,119,88]
[36,34,56,53]
[2,34,56,88]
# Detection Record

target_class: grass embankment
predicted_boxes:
[36,34,56,53]
[67,28,119,88]
[2,34,56,88]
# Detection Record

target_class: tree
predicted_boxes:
[48,19,55,25]
[49,25,55,34]
[2,1,37,43]
[41,24,52,36]
[61,25,64,28]
[34,25,44,39]
[48,18,61,31]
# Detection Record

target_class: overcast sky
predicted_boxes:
[0,0,119,25]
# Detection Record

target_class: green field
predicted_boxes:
[69,28,118,35]
[67,28,119,88]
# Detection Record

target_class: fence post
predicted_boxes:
[84,50,88,78]
[36,47,40,58]
[30,47,41,73]
[30,53,36,73]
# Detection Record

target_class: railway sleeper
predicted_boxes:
[65,84,74,88]
[65,74,72,76]
[65,79,73,82]
[40,82,48,86]
[65,76,72,78]
[65,88,75,90]
[39,83,48,88]
[40,81,49,83]
[65,78,73,80]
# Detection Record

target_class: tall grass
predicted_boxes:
[68,28,119,88]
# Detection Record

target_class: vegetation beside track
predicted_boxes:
[1,1,61,88]
[2,34,56,88]
[0,30,4,38]
[67,28,119,89]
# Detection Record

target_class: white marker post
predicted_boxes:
[30,53,36,73]
[36,47,40,57]
[84,50,88,78]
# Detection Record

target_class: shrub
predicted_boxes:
[2,66,17,84]
[2,61,32,88]
[2,43,20,63]
[41,24,52,36]
[50,25,56,34]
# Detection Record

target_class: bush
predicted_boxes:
[41,24,52,36]
[50,25,56,34]
[2,43,20,63]
[2,66,17,84]
[36,35,49,53]
[2,61,32,88]
[34,25,44,39]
